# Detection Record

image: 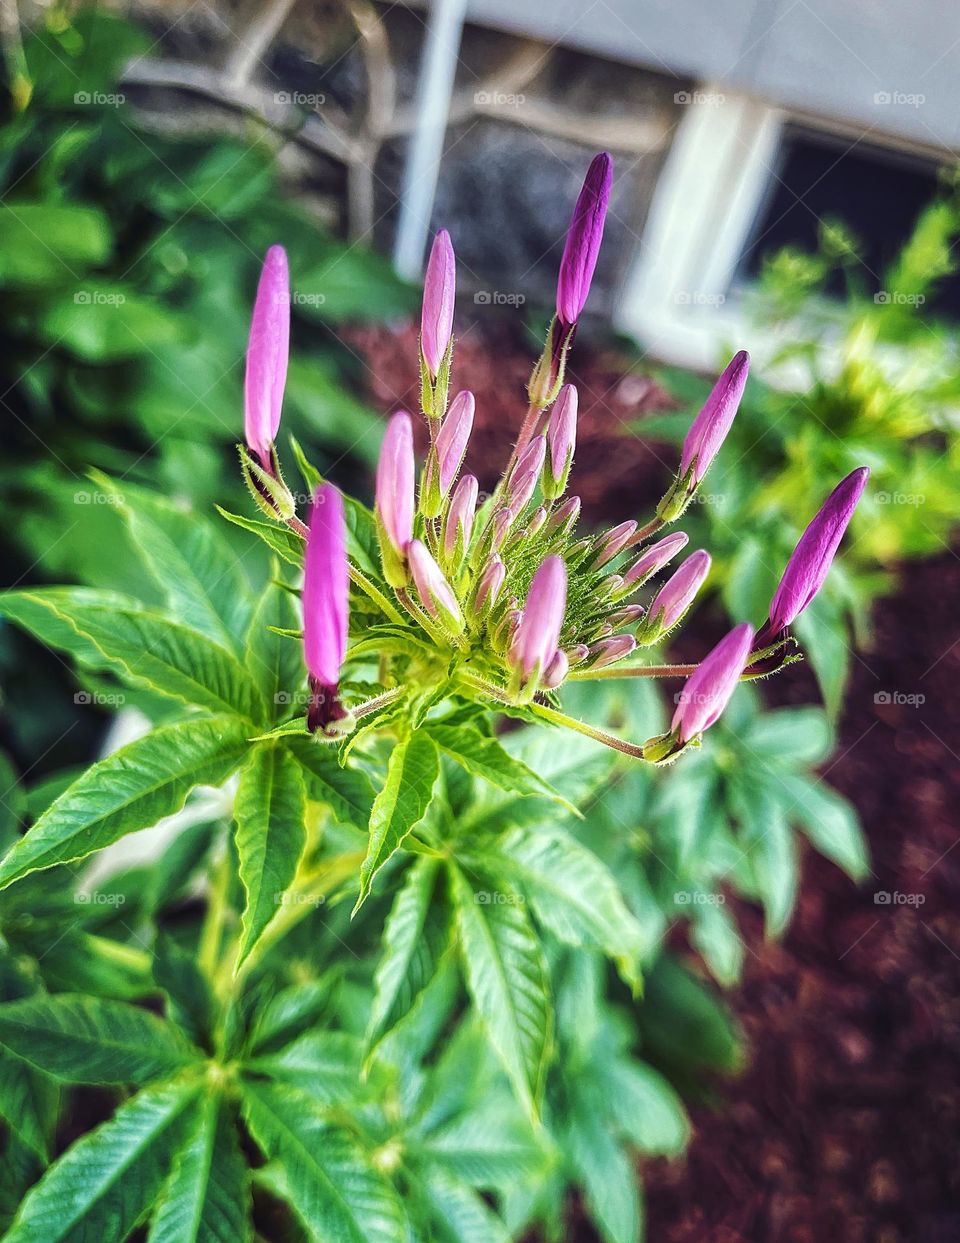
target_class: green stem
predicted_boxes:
[353,686,404,720]
[528,701,648,759]
[349,565,406,625]
[567,662,696,681]
[199,842,233,983]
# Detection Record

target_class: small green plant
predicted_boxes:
[0,153,868,1242]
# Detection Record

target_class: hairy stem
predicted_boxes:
[567,662,696,681]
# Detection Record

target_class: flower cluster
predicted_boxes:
[237,154,868,762]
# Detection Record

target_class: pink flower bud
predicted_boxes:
[303,484,348,691]
[624,531,689,587]
[566,643,590,666]
[767,467,869,633]
[588,635,636,668]
[421,229,456,377]
[244,245,289,466]
[491,506,516,551]
[474,555,506,614]
[673,622,754,742]
[556,153,613,326]
[648,549,711,631]
[546,495,580,538]
[680,351,749,483]
[436,391,475,496]
[409,539,463,632]
[607,604,644,627]
[376,412,415,556]
[444,473,478,559]
[541,649,569,690]
[508,436,546,512]
[544,383,577,497]
[594,520,638,568]
[510,555,567,679]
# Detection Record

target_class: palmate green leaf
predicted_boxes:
[0,591,267,723]
[416,1102,543,1187]
[4,1077,202,1243]
[247,978,336,1057]
[0,1132,43,1235]
[778,771,870,882]
[215,507,305,569]
[740,706,833,767]
[241,1080,407,1243]
[245,1031,364,1105]
[417,1168,512,1243]
[235,746,307,966]
[0,1054,58,1160]
[601,1059,689,1156]
[425,723,572,808]
[97,477,255,651]
[690,897,745,987]
[148,1090,251,1243]
[0,715,250,889]
[450,864,552,1121]
[366,858,453,1055]
[287,738,375,827]
[565,1100,642,1243]
[244,579,305,717]
[153,934,216,1050]
[0,995,199,1084]
[492,827,647,993]
[730,778,798,936]
[0,587,134,673]
[355,733,439,913]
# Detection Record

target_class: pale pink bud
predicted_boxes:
[680,351,749,483]
[421,229,456,377]
[546,495,580,539]
[376,412,415,555]
[556,153,613,326]
[474,556,506,614]
[648,550,711,631]
[544,383,577,498]
[624,531,689,587]
[607,604,644,628]
[588,635,636,668]
[566,643,590,666]
[436,391,475,495]
[510,555,567,679]
[491,507,516,551]
[508,436,547,512]
[444,474,478,559]
[409,539,463,631]
[673,623,754,741]
[244,245,289,466]
[303,484,348,690]
[541,649,569,690]
[594,520,638,568]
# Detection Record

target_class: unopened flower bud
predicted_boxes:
[375,412,416,587]
[622,531,689,590]
[636,550,710,643]
[443,474,478,561]
[673,623,754,742]
[541,649,569,690]
[408,539,463,635]
[680,351,749,484]
[545,495,580,540]
[543,384,577,500]
[509,555,567,689]
[473,555,506,616]
[587,635,636,668]
[556,153,613,327]
[593,520,638,568]
[421,229,455,381]
[244,245,289,469]
[508,436,546,512]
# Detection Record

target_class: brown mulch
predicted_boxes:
[346,317,960,1243]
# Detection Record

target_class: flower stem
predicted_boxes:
[567,662,696,681]
[528,701,648,759]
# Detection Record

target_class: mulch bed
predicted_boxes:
[346,317,960,1243]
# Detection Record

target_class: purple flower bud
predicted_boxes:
[491,506,516,551]
[510,555,567,679]
[768,467,869,632]
[244,245,289,466]
[421,229,456,377]
[673,622,754,742]
[566,643,590,666]
[607,604,644,627]
[544,384,577,497]
[508,436,547,512]
[624,531,690,587]
[527,506,547,537]
[474,555,506,614]
[588,635,636,668]
[546,495,580,539]
[542,649,569,690]
[648,549,711,631]
[444,473,478,559]
[556,153,613,326]
[436,390,475,495]
[680,351,749,483]
[594,520,638,568]
[376,412,415,556]
[409,539,463,632]
[303,484,348,691]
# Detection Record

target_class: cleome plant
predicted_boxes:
[0,153,868,1242]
